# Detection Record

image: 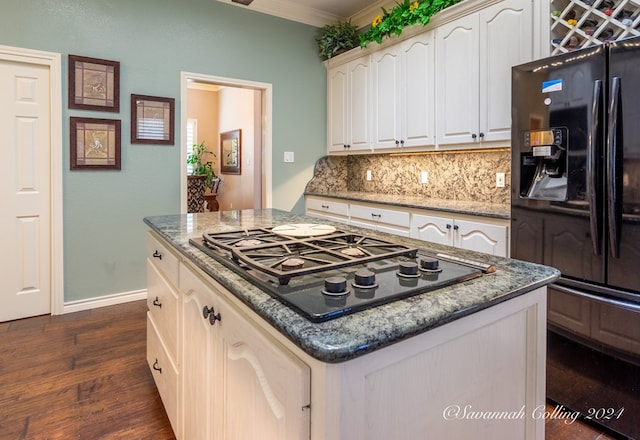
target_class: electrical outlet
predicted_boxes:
[421,171,428,185]
[496,172,506,188]
[366,169,372,181]
[284,151,294,163]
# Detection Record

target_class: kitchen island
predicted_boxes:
[144,209,559,440]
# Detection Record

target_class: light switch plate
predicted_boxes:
[421,171,428,185]
[366,170,372,181]
[496,172,506,188]
[284,151,294,163]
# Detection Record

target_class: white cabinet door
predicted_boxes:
[327,64,348,153]
[181,265,218,440]
[436,13,479,146]
[411,213,453,247]
[371,46,402,150]
[454,219,508,257]
[479,0,533,143]
[218,300,311,440]
[180,262,310,440]
[348,57,371,151]
[401,31,436,148]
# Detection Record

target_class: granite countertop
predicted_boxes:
[305,190,510,219]
[144,209,558,363]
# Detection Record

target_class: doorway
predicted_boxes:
[0,45,63,321]
[180,72,272,213]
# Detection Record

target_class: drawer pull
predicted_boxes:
[371,213,381,219]
[152,359,162,374]
[153,296,162,308]
[152,250,162,260]
[203,306,222,326]
[446,224,452,229]
[321,204,329,209]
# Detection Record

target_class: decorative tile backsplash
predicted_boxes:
[305,150,511,205]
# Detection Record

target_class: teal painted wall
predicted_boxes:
[0,0,326,302]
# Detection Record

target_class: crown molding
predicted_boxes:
[215,0,400,28]
[216,0,341,27]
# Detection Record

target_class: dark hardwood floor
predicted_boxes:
[0,300,624,439]
[0,300,175,440]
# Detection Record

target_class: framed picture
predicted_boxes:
[220,129,241,175]
[131,94,175,145]
[68,55,120,112]
[70,117,121,170]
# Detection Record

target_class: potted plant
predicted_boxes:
[187,141,218,213]
[316,20,359,60]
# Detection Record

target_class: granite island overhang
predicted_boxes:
[144,208,559,440]
[144,208,559,363]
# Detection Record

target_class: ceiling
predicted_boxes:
[215,0,398,28]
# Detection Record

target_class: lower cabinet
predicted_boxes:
[179,262,311,440]
[305,196,509,257]
[411,213,509,257]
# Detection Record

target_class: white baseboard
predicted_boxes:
[62,289,148,314]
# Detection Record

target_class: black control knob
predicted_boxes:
[354,269,376,287]
[420,257,440,271]
[324,276,348,294]
[398,261,419,276]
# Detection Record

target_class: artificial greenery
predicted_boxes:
[316,20,359,60]
[359,0,462,47]
[187,141,218,190]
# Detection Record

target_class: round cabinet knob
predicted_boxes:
[324,276,348,295]
[354,268,376,287]
[420,257,440,271]
[398,261,419,277]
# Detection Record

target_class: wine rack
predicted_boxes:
[551,0,640,54]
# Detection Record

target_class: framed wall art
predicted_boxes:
[70,117,121,170]
[131,94,175,145]
[220,129,241,175]
[68,55,120,112]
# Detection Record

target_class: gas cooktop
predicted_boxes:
[189,224,488,322]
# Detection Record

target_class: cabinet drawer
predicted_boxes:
[349,203,410,227]
[147,261,180,363]
[147,232,179,287]
[147,312,179,434]
[306,197,349,217]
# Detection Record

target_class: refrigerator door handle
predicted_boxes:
[607,77,622,258]
[588,79,602,256]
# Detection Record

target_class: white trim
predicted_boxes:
[0,45,64,316]
[63,289,148,314]
[180,72,273,212]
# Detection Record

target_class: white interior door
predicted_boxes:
[0,58,52,321]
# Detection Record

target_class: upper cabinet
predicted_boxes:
[327,57,371,153]
[371,31,436,150]
[325,0,544,155]
[436,0,534,147]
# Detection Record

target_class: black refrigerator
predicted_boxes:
[511,37,640,439]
